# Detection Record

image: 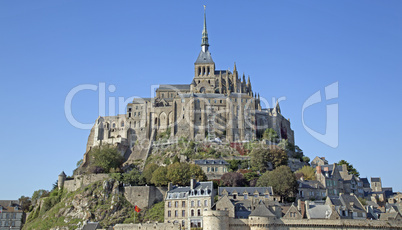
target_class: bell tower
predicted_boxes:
[193,6,216,93]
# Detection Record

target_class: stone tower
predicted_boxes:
[58,171,66,190]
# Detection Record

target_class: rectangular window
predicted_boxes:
[204,200,208,207]
[136,106,138,110]
[175,210,178,217]
[182,201,186,207]
[191,201,194,207]
[168,210,171,217]
[182,210,185,217]
[265,194,269,198]
[207,167,210,172]
[168,202,171,208]
[138,112,141,116]
[198,200,201,207]
[134,112,137,116]
[244,194,248,199]
[215,167,218,172]
[175,201,178,208]
[128,108,132,112]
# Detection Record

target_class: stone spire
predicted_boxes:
[201,5,209,52]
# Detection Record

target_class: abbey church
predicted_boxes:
[85,9,294,162]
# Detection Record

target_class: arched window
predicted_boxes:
[112,123,116,128]
[198,67,201,76]
[191,209,194,217]
[203,67,206,75]
[207,67,210,75]
[197,209,201,216]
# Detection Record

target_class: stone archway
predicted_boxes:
[159,112,168,131]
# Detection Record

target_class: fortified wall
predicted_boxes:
[124,186,167,208]
[114,223,180,230]
[203,210,402,230]
[62,173,109,192]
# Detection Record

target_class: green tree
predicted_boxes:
[122,168,144,185]
[220,172,246,187]
[91,146,125,173]
[338,160,360,177]
[143,163,159,184]
[257,165,297,202]
[151,166,169,186]
[18,196,31,212]
[263,128,278,142]
[166,163,206,186]
[295,166,316,180]
[250,147,288,172]
[302,156,310,163]
[31,189,49,205]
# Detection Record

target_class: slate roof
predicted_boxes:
[298,180,325,189]
[306,202,332,219]
[371,177,381,183]
[249,203,276,217]
[157,84,191,91]
[180,93,227,99]
[82,222,100,230]
[379,212,401,220]
[329,194,365,213]
[131,98,151,104]
[219,187,273,196]
[361,178,370,188]
[195,50,214,64]
[194,159,229,165]
[319,164,335,176]
[166,181,213,200]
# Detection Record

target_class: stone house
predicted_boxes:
[194,159,229,180]
[164,179,214,229]
[337,165,364,198]
[297,179,326,201]
[282,203,303,220]
[217,187,281,219]
[305,200,340,220]
[389,193,402,204]
[0,200,24,230]
[325,193,366,219]
[310,156,328,168]
[315,164,344,197]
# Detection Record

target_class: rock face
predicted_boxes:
[24,179,136,230]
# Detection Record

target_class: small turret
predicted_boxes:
[58,171,66,190]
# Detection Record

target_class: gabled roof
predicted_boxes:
[157,84,190,91]
[360,177,370,188]
[194,159,229,165]
[166,181,213,199]
[306,202,332,219]
[298,180,325,189]
[195,50,214,64]
[82,222,100,230]
[219,187,273,196]
[249,203,276,217]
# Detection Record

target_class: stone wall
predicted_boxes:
[124,186,167,209]
[63,174,109,192]
[113,223,180,230]
[203,211,402,230]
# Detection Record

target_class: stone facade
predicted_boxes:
[194,159,229,180]
[61,173,109,192]
[164,180,214,229]
[114,223,180,230]
[123,186,167,209]
[83,9,295,164]
[0,200,24,230]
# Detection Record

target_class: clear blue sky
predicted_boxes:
[0,1,401,200]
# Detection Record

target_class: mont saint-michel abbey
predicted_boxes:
[86,10,294,161]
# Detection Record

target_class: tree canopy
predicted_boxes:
[90,146,125,173]
[166,162,207,186]
[295,166,316,180]
[257,165,297,202]
[263,128,278,143]
[250,146,288,172]
[150,166,169,186]
[220,172,246,187]
[338,160,360,177]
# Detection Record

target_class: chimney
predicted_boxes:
[316,166,322,174]
[297,199,302,211]
[321,157,325,160]
[190,179,197,189]
[168,182,172,191]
